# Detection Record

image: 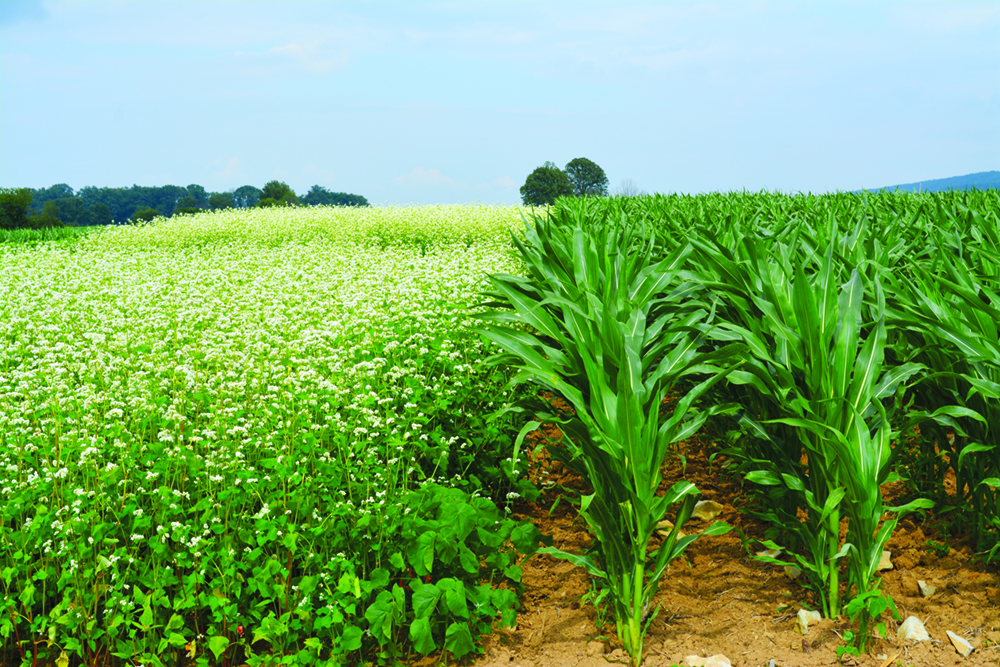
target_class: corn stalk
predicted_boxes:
[478,207,740,665]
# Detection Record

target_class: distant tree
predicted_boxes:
[301,185,370,207]
[232,185,262,208]
[613,179,646,198]
[520,163,573,206]
[88,202,113,226]
[185,184,209,208]
[260,181,298,204]
[29,183,75,213]
[46,197,89,226]
[29,202,65,229]
[208,192,234,210]
[131,207,161,223]
[171,196,201,216]
[565,157,609,197]
[0,188,33,229]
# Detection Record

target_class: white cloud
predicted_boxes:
[234,42,349,74]
[210,157,245,186]
[393,167,459,188]
[493,176,515,189]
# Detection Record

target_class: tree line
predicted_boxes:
[0,181,369,229]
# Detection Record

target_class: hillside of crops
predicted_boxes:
[2,193,999,667]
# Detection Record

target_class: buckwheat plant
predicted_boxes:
[0,205,537,665]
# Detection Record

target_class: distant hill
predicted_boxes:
[860,170,1000,193]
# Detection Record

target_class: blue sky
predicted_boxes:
[1,1,997,205]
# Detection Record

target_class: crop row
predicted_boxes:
[482,189,1000,663]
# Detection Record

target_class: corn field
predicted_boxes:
[484,189,1000,664]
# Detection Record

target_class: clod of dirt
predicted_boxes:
[898,615,931,641]
[899,572,921,597]
[585,640,607,656]
[947,630,974,656]
[895,552,917,570]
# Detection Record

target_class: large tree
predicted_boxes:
[520,162,573,206]
[208,192,234,210]
[565,157,609,197]
[301,185,369,207]
[259,180,298,207]
[0,188,33,229]
[185,184,209,208]
[232,185,262,208]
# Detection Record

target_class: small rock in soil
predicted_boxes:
[691,500,724,521]
[784,565,802,579]
[756,547,782,559]
[684,654,731,667]
[877,550,893,571]
[918,579,937,597]
[796,609,822,634]
[656,519,686,539]
[897,615,931,641]
[898,572,920,597]
[947,630,974,656]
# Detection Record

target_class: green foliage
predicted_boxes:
[0,205,542,665]
[233,185,263,208]
[301,185,369,207]
[130,206,161,222]
[532,188,1000,653]
[565,157,609,197]
[520,163,573,206]
[0,187,33,229]
[171,195,202,216]
[208,192,234,210]
[479,204,738,665]
[260,180,298,205]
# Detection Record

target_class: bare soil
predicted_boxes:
[464,425,1000,667]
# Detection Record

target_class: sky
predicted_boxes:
[1,1,997,205]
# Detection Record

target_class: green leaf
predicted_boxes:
[437,578,469,619]
[407,531,436,577]
[444,621,475,658]
[207,636,230,661]
[409,617,436,654]
[341,625,363,651]
[746,470,782,486]
[536,547,608,580]
[412,583,440,619]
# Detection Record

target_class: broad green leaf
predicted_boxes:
[409,617,436,654]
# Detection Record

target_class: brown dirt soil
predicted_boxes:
[461,426,1000,667]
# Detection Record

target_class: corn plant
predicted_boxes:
[884,215,1000,558]
[479,207,740,665]
[687,229,933,649]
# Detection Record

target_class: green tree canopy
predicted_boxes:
[208,192,234,210]
[260,180,297,205]
[172,196,201,216]
[0,188,33,230]
[520,163,573,206]
[232,185,262,208]
[565,157,609,197]
[89,202,113,226]
[301,185,370,207]
[185,184,209,208]
[131,207,161,223]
